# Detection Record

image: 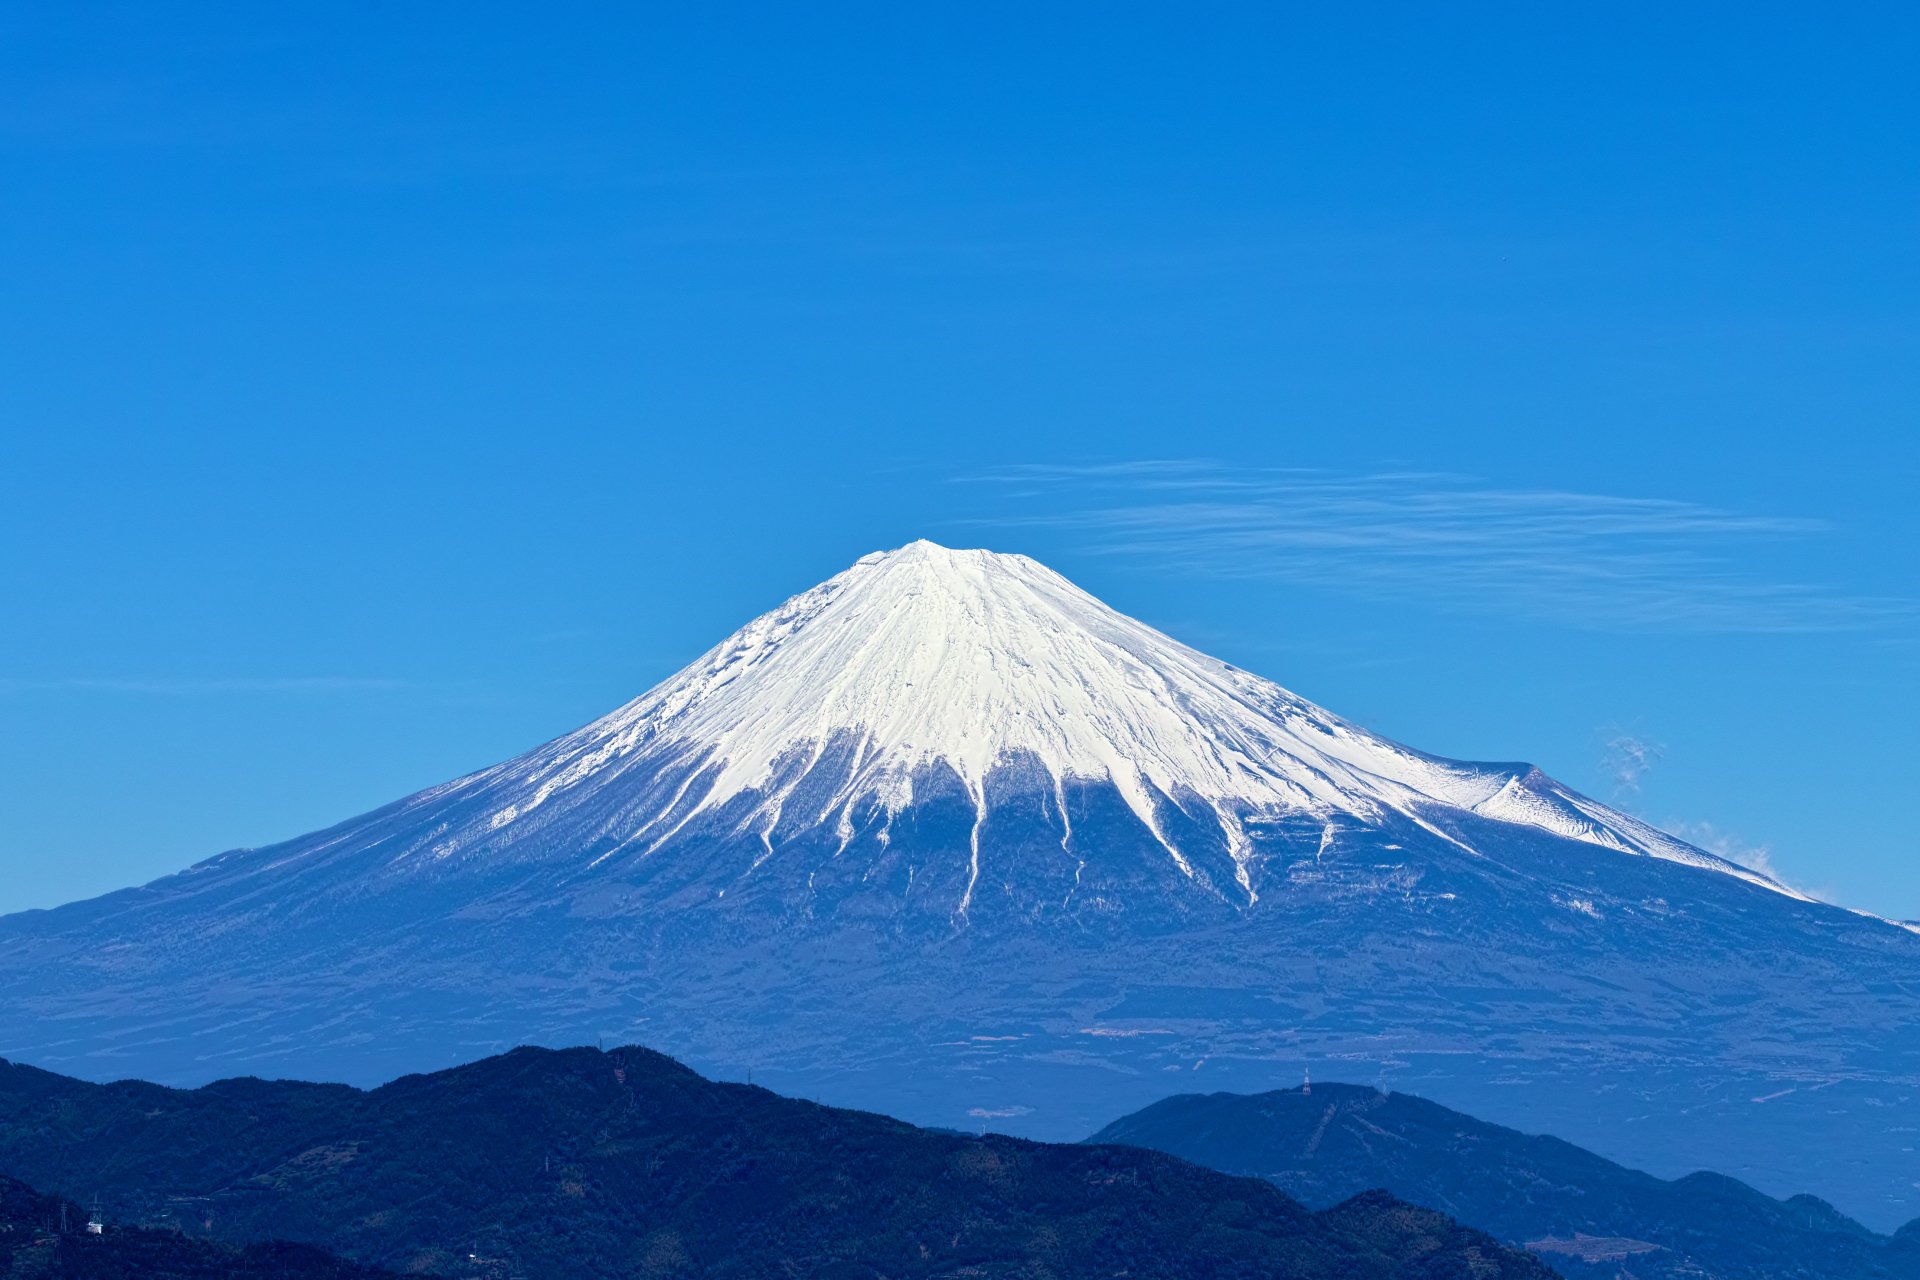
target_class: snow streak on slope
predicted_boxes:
[467,540,1799,905]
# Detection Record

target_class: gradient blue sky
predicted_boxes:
[4,4,1916,917]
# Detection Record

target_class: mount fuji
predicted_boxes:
[3,541,1918,1225]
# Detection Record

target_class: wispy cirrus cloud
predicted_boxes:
[1600,731,1664,800]
[0,676,411,696]
[960,462,1909,633]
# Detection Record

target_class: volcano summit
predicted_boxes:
[3,542,1917,1225]
[449,539,1790,912]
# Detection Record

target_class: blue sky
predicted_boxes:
[3,4,1916,917]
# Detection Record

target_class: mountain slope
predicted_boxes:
[189,538,1777,911]
[444,539,1779,906]
[0,1045,1554,1280]
[2,541,1917,1228]
[0,1172,395,1279]
[1090,1083,1917,1279]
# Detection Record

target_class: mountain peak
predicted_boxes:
[858,537,1006,562]
[465,542,1790,908]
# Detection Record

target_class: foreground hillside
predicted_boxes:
[1092,1083,1920,1279]
[0,1044,1552,1280]
[0,1172,394,1278]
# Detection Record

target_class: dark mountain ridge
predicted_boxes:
[0,1044,1553,1280]
[1090,1082,1920,1279]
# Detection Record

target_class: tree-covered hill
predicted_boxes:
[0,1171,396,1278]
[0,1045,1552,1279]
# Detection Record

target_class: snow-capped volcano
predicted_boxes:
[3,539,1917,1229]
[448,539,1787,907]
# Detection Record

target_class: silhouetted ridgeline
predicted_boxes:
[0,1045,1552,1279]
[1091,1083,1920,1280]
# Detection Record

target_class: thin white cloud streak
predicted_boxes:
[960,463,1909,633]
[1666,821,1810,896]
[0,676,412,696]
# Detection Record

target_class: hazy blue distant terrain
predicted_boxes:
[1093,1082,1920,1279]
